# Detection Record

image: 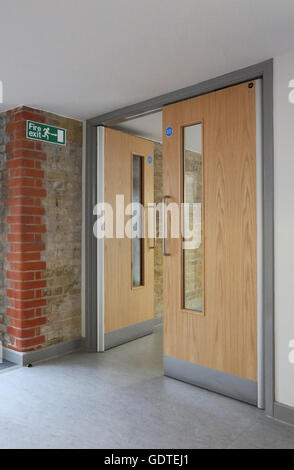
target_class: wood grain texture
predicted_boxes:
[163,82,257,381]
[104,128,154,333]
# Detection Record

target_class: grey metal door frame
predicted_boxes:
[85,59,274,416]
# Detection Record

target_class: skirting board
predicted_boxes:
[164,355,257,406]
[3,338,83,366]
[105,318,154,350]
[274,402,294,427]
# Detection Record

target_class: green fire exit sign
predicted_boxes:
[26,120,66,146]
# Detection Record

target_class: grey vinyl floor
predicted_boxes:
[0,325,294,449]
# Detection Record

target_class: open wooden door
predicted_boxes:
[162,82,258,404]
[102,128,154,349]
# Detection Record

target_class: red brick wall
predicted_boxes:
[2,105,82,353]
[6,107,47,352]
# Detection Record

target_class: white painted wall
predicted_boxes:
[274,51,294,407]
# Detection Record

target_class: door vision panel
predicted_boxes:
[163,82,257,404]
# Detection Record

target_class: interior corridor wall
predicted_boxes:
[274,51,294,407]
[2,106,82,352]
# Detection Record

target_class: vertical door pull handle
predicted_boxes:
[149,204,157,249]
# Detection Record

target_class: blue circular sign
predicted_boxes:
[165,126,173,137]
[148,156,153,164]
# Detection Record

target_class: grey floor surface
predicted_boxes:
[0,325,294,449]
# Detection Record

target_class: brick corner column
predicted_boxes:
[5,107,47,352]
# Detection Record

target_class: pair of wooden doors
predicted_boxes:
[103,81,258,403]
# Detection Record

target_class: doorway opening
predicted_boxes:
[96,112,164,356]
[96,81,262,408]
[86,60,274,417]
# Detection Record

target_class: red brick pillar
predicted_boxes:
[5,107,47,352]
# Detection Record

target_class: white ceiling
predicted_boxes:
[1,0,294,121]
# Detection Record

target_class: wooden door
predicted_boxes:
[104,128,154,336]
[163,82,257,383]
